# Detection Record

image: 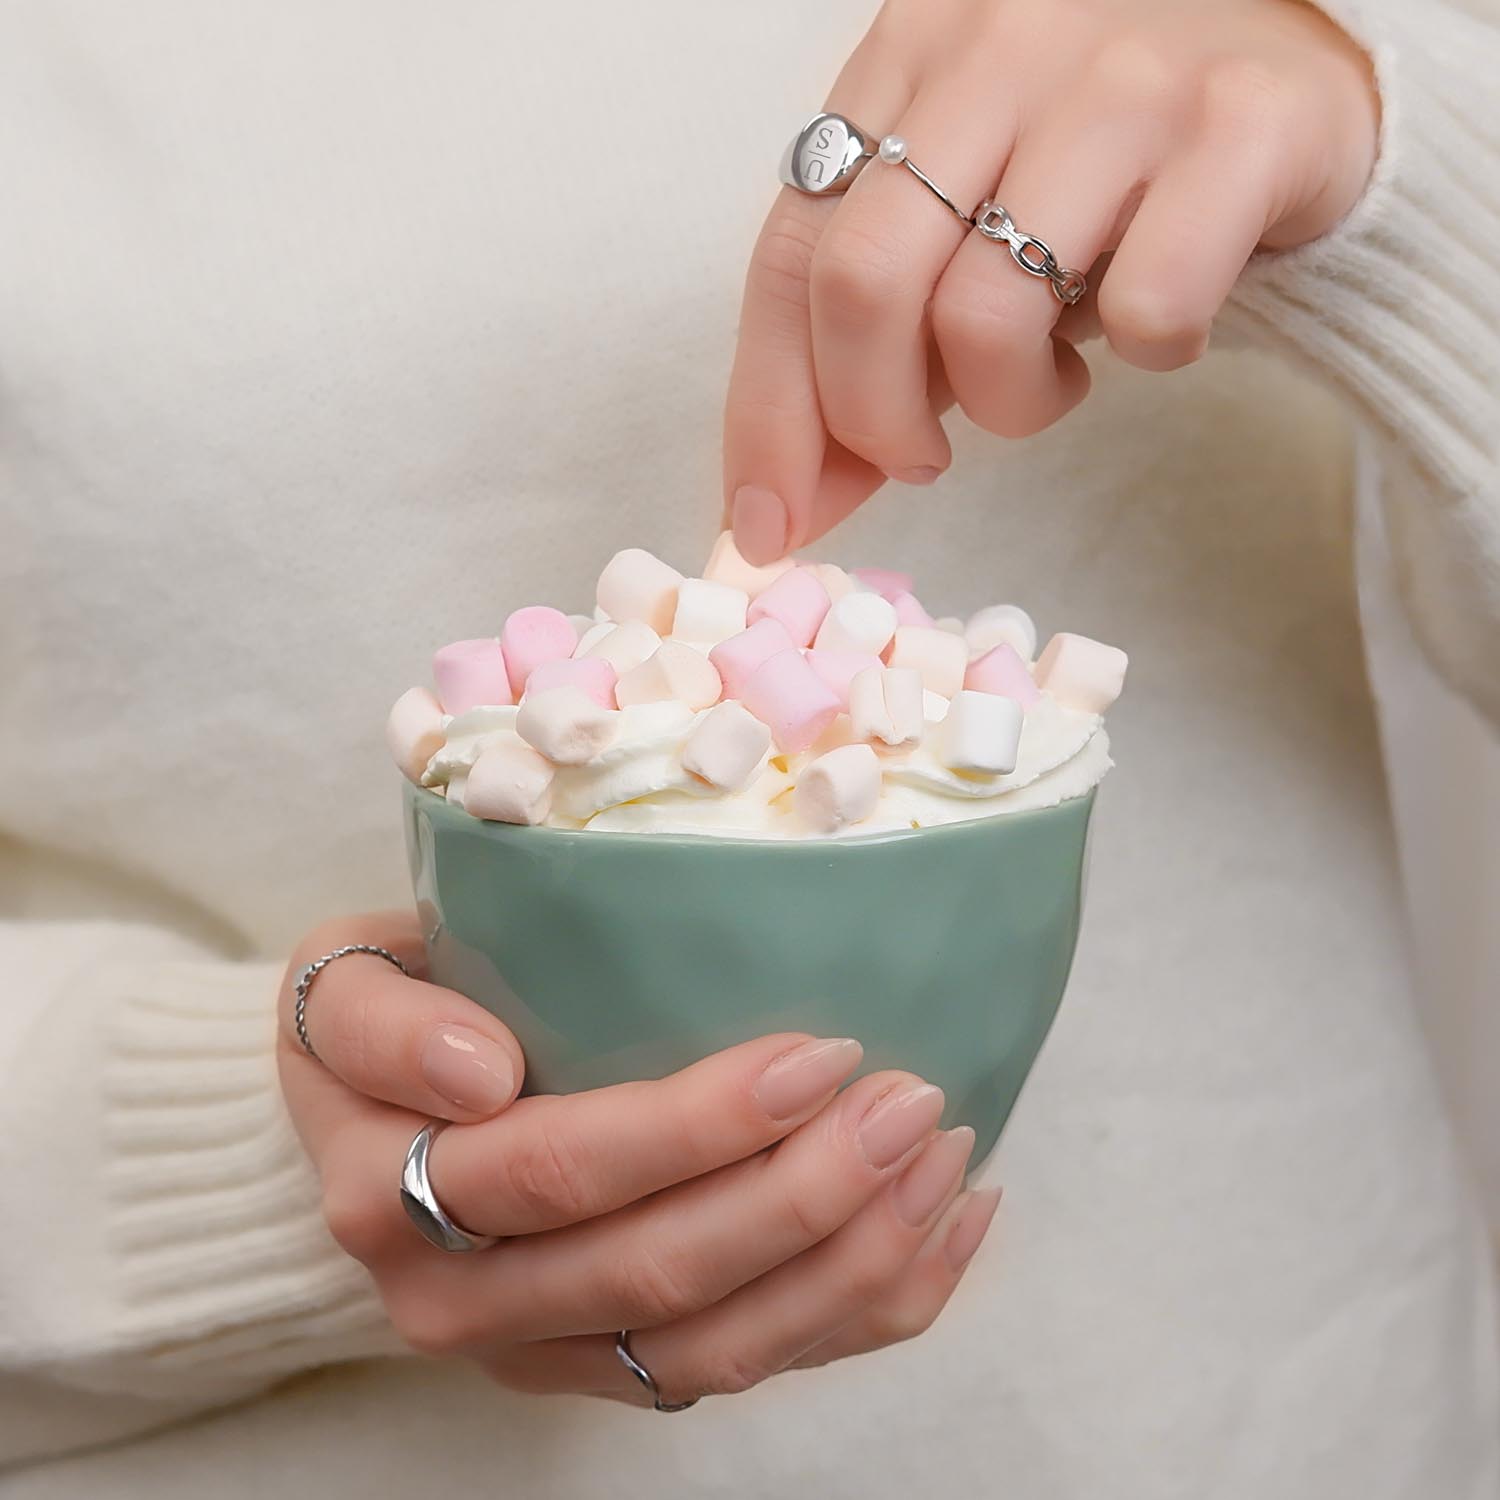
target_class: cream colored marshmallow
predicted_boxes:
[1034,632,1128,713]
[848,666,924,749]
[682,700,772,791]
[887,625,967,697]
[582,620,662,675]
[616,640,723,711]
[516,686,619,766]
[386,686,446,783]
[814,592,898,657]
[966,604,1038,662]
[672,577,749,644]
[808,562,857,602]
[596,547,683,633]
[793,743,881,834]
[938,690,1023,775]
[464,741,554,825]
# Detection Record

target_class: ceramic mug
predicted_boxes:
[404,780,1094,1163]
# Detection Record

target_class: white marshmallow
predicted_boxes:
[886,626,967,697]
[807,562,857,602]
[582,620,662,675]
[596,547,683,633]
[793,743,882,834]
[566,613,595,641]
[464,741,554,825]
[616,640,723,711]
[573,620,615,658]
[813,592,897,657]
[516,686,619,766]
[938,690,1023,776]
[702,530,796,598]
[923,690,951,723]
[682,700,773,791]
[1034,632,1128,714]
[848,666,924,749]
[672,577,749,644]
[935,616,965,636]
[966,604,1037,663]
[386,686,446,783]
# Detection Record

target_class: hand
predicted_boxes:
[277,913,1001,1405]
[724,0,1380,561]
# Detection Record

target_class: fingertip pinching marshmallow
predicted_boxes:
[682,700,773,791]
[793,743,882,833]
[814,592,898,658]
[703,531,796,598]
[433,638,513,714]
[516,685,619,766]
[886,626,967,697]
[849,666,924,749]
[746,566,832,648]
[387,686,446,783]
[939,690,1024,776]
[596,548,684,634]
[672,578,749,644]
[464,740,555,825]
[965,643,1041,707]
[616,640,723,711]
[1034,632,1128,714]
[740,648,841,753]
[501,605,578,698]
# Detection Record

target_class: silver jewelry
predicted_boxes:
[972,200,1088,305]
[779,112,877,195]
[399,1121,500,1253]
[615,1330,699,1413]
[293,943,410,1060]
[874,135,973,229]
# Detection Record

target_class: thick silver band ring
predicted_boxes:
[973,200,1088,305]
[400,1121,500,1253]
[293,943,410,1060]
[873,135,973,228]
[615,1330,700,1413]
[779,112,877,195]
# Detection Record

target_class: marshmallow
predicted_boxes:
[1034,632,1128,714]
[500,605,577,698]
[746,567,832,648]
[672,577,749,644]
[582,621,662,676]
[432,638,513,714]
[804,649,884,709]
[445,770,469,806]
[966,604,1038,663]
[814,592,898,658]
[849,666,924,749]
[935,616,965,636]
[890,591,936,629]
[793,743,881,833]
[682,700,773,791]
[708,618,796,699]
[596,547,683,633]
[965,643,1041,707]
[740,648,842,753]
[938,690,1023,775]
[808,563,857,602]
[516,685,619,766]
[464,741,554,825]
[702,530,796,598]
[923,690,951,722]
[573,620,615,658]
[886,626,967,697]
[616,640,723,711]
[566,613,595,641]
[422,705,521,785]
[386,686,446,783]
[851,567,914,601]
[524,655,618,709]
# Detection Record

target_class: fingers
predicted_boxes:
[277,913,525,1124]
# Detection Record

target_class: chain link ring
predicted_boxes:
[972,200,1088,305]
[293,943,411,1060]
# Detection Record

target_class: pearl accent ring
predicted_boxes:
[873,135,972,227]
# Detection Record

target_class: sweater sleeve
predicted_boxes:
[1217,0,1500,724]
[0,917,402,1467]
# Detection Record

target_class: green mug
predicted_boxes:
[404,780,1094,1163]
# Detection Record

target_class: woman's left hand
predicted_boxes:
[723,0,1380,563]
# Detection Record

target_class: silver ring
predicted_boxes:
[779,111,877,195]
[293,943,410,1060]
[615,1330,700,1413]
[399,1121,500,1253]
[972,200,1088,305]
[874,135,973,229]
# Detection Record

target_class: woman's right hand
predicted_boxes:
[277,912,1001,1407]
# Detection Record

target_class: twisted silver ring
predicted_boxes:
[972,200,1088,305]
[872,135,974,228]
[779,112,877,195]
[399,1121,500,1253]
[293,943,409,1060]
[615,1330,700,1413]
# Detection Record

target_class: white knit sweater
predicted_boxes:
[1,1,1496,1495]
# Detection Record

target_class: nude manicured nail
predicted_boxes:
[889,465,943,486]
[891,1126,975,1227]
[944,1186,1003,1270]
[858,1082,945,1169]
[420,1025,515,1113]
[755,1037,863,1121]
[732,485,789,566]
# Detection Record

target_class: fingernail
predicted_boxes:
[888,465,943,485]
[732,485,789,565]
[944,1186,1003,1270]
[891,1126,975,1227]
[755,1037,863,1121]
[858,1082,945,1169]
[420,1025,515,1113]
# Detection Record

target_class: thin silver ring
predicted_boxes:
[874,136,973,229]
[615,1330,700,1413]
[399,1121,500,1253]
[293,943,410,1060]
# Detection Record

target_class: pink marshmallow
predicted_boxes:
[708,618,796,699]
[804,649,884,710]
[964,643,1041,706]
[740,649,841,754]
[889,591,936,629]
[524,655,619,709]
[500,605,577,698]
[746,567,832,648]
[851,567,914,601]
[432,638,513,714]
